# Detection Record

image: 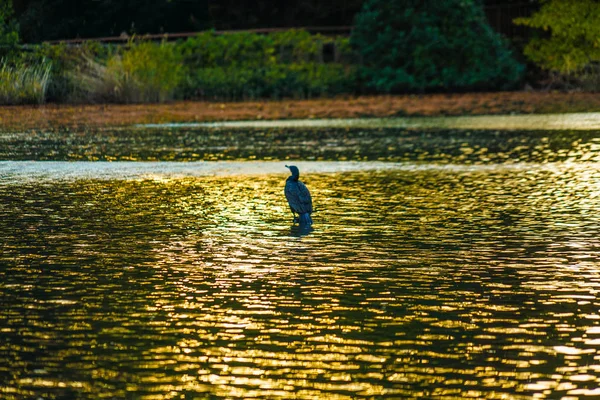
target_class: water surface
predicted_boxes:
[2,123,600,399]
[139,113,600,131]
[3,125,600,163]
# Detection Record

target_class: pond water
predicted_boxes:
[139,112,600,131]
[2,120,600,399]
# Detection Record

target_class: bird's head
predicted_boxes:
[285,165,300,180]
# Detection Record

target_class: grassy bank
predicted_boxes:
[3,31,357,105]
[1,30,596,109]
[1,92,599,130]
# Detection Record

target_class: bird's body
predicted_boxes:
[285,165,313,225]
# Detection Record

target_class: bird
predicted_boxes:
[284,165,313,225]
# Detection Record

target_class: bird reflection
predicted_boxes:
[284,165,313,226]
[289,223,314,237]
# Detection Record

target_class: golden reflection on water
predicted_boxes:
[2,164,600,398]
[3,126,600,164]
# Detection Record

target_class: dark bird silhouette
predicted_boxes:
[285,165,313,225]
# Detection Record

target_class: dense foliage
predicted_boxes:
[0,0,19,58]
[9,31,355,104]
[67,41,184,103]
[350,0,524,92]
[5,0,599,104]
[179,31,356,99]
[514,0,600,75]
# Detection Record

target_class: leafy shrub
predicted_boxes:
[350,0,524,92]
[179,31,276,68]
[2,29,357,104]
[0,59,51,104]
[69,40,183,103]
[112,40,183,102]
[514,0,600,90]
[178,29,357,100]
[186,63,357,100]
[271,29,324,62]
[0,0,19,59]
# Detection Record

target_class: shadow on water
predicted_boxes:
[289,223,314,238]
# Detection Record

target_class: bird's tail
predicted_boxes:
[299,213,313,226]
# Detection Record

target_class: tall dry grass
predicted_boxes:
[0,59,51,104]
[68,41,183,103]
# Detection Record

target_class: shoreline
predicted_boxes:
[1,91,599,130]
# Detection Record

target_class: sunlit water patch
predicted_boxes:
[2,163,600,399]
[139,113,600,130]
[0,160,574,184]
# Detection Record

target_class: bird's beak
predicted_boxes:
[285,165,290,169]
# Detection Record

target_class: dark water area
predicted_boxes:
[2,125,600,399]
[2,126,600,164]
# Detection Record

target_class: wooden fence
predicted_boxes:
[43,26,354,45]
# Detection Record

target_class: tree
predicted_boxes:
[350,0,524,92]
[514,0,600,74]
[0,0,19,57]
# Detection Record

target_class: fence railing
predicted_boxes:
[43,26,354,45]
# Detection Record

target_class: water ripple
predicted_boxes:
[2,127,600,164]
[2,164,600,398]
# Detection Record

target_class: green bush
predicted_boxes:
[112,40,183,102]
[179,29,353,68]
[0,0,19,59]
[179,31,276,68]
[350,0,524,92]
[514,0,600,90]
[270,29,324,62]
[0,59,51,104]
[186,63,357,100]
[69,40,183,103]
[0,30,357,104]
[178,29,357,100]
